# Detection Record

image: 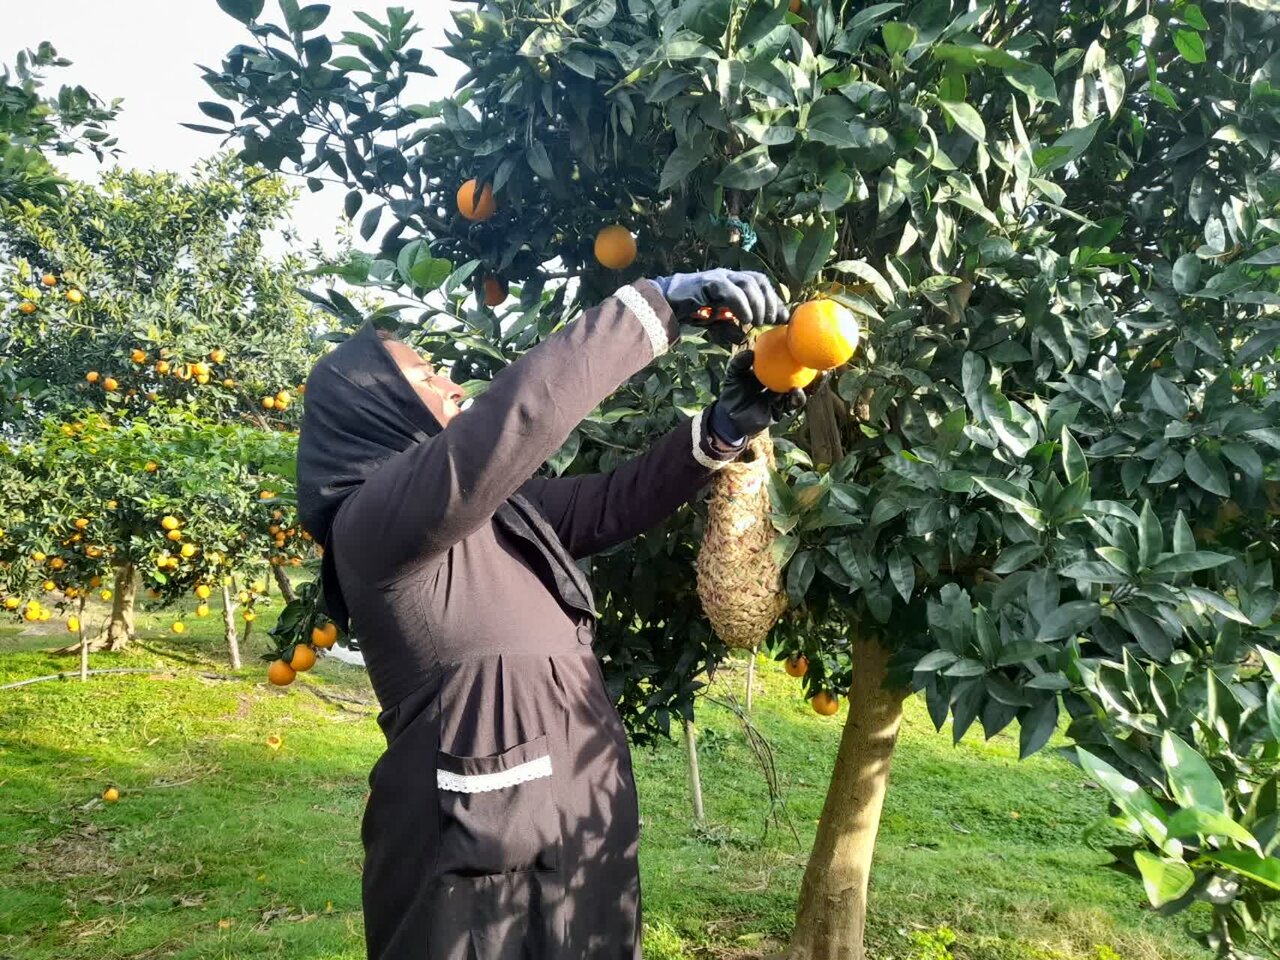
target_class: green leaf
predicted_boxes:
[1134,851,1195,907]
[743,60,795,104]
[1151,376,1189,419]
[1181,4,1209,29]
[937,99,986,142]
[1005,64,1059,105]
[1185,448,1230,497]
[1151,552,1233,575]
[343,190,362,220]
[889,547,915,601]
[716,146,779,190]
[295,3,330,30]
[882,21,917,55]
[1019,696,1059,759]
[527,140,554,180]
[1172,253,1201,294]
[832,260,893,302]
[1076,748,1170,848]
[659,142,706,191]
[1036,600,1100,641]
[795,220,837,283]
[198,101,235,124]
[1222,442,1263,482]
[1138,502,1162,568]
[1205,850,1280,891]
[1166,807,1258,848]
[993,542,1043,574]
[359,204,382,241]
[1162,731,1226,813]
[217,0,265,23]
[1174,28,1207,64]
[1061,426,1087,484]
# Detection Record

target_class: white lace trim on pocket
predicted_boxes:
[437,754,553,794]
[614,284,669,360]
[691,410,733,471]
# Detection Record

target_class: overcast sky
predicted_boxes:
[13,0,464,256]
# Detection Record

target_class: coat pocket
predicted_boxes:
[436,733,560,877]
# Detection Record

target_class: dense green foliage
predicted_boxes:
[203,0,1280,953]
[0,43,119,206]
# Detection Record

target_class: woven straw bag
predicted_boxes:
[696,432,788,649]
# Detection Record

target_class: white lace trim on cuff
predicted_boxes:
[691,410,733,471]
[614,284,669,359]
[436,754,552,794]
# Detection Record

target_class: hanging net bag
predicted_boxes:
[696,432,788,649]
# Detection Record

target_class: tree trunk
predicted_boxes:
[745,647,757,714]
[103,563,136,650]
[786,636,907,960]
[221,581,242,670]
[684,719,705,824]
[272,564,297,602]
[78,598,88,682]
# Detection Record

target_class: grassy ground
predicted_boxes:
[0,594,1208,960]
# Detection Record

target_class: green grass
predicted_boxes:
[0,594,1208,960]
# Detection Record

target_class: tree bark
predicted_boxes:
[221,581,242,670]
[786,636,908,960]
[103,563,136,650]
[684,718,705,824]
[78,598,88,682]
[272,564,297,602]
[806,380,846,469]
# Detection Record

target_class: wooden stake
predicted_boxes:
[684,718,705,824]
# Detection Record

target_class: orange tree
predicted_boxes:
[0,406,303,668]
[0,42,120,206]
[0,158,323,650]
[205,1,1280,956]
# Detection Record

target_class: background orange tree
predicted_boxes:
[0,158,323,659]
[204,1,1280,957]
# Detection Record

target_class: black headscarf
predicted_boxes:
[296,322,597,633]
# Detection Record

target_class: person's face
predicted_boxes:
[382,339,466,427]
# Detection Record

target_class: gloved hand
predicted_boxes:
[707,351,811,447]
[651,269,789,328]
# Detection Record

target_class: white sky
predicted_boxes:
[11,0,465,256]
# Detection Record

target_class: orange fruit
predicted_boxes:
[752,327,818,392]
[195,603,210,618]
[41,273,57,287]
[130,348,146,364]
[594,225,637,270]
[262,396,276,410]
[102,786,119,803]
[790,0,803,10]
[166,529,183,542]
[267,659,295,686]
[311,622,338,649]
[102,377,119,392]
[66,289,83,304]
[785,655,809,678]
[89,576,102,588]
[787,299,860,370]
[180,543,197,559]
[275,390,291,406]
[85,371,100,384]
[196,374,210,385]
[18,301,36,314]
[243,610,256,623]
[155,360,170,375]
[290,644,317,672]
[74,518,89,530]
[67,616,80,633]
[192,362,211,378]
[222,378,235,388]
[171,621,186,634]
[50,557,65,570]
[483,277,508,307]
[195,584,211,599]
[812,691,840,716]
[174,364,192,381]
[161,515,180,530]
[210,348,226,363]
[457,179,496,222]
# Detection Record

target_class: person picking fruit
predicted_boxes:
[295,270,806,960]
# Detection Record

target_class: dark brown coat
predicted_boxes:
[327,282,738,959]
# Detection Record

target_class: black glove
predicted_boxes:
[707,351,810,446]
[651,269,789,327]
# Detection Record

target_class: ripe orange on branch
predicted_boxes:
[594,225,637,270]
[41,273,57,287]
[18,301,36,314]
[785,655,809,678]
[289,644,317,672]
[311,622,338,649]
[752,327,817,392]
[483,276,508,307]
[787,299,860,370]
[812,691,840,716]
[457,178,496,222]
[267,659,296,686]
[66,289,83,304]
